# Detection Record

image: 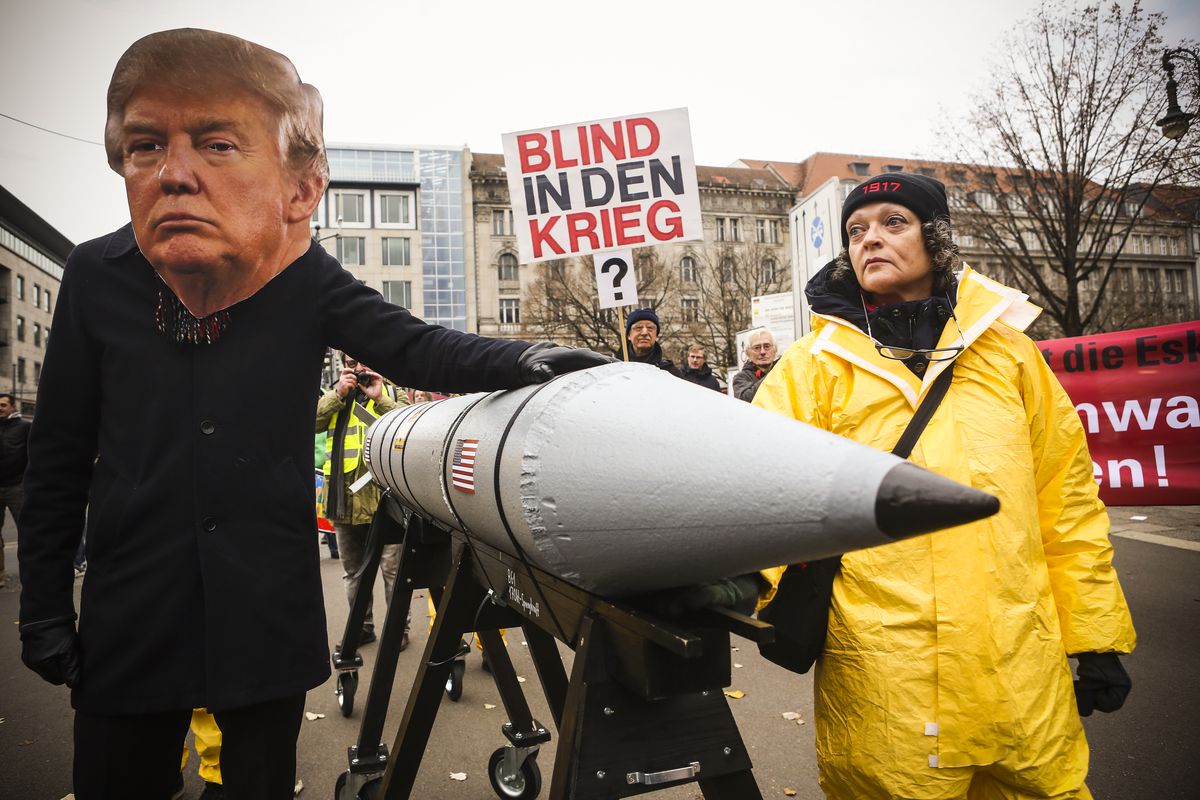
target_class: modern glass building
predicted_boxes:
[322,144,469,331]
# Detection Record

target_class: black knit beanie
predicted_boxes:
[625,307,660,335]
[840,172,950,248]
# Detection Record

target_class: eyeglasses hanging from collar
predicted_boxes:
[859,294,965,362]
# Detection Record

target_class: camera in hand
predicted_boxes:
[354,371,373,387]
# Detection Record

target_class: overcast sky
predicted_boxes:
[2,0,1196,245]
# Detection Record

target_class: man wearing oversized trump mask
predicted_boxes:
[17,28,608,798]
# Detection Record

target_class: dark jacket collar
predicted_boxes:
[627,340,665,364]
[101,223,140,260]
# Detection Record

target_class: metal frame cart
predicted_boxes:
[334,491,773,800]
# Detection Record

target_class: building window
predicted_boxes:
[16,316,24,342]
[1164,270,1184,294]
[719,258,735,282]
[1118,268,1132,291]
[383,280,412,308]
[33,283,41,309]
[375,191,414,227]
[681,297,699,322]
[918,167,937,177]
[1139,269,1159,292]
[492,209,513,236]
[760,258,778,284]
[33,322,41,347]
[334,191,367,226]
[716,217,741,242]
[680,255,697,282]
[973,191,998,211]
[851,161,871,176]
[17,357,25,383]
[382,237,411,266]
[43,288,51,309]
[885,164,904,173]
[499,298,520,324]
[1170,237,1181,256]
[337,236,365,266]
[34,362,41,383]
[756,219,780,244]
[498,253,519,282]
[16,275,24,301]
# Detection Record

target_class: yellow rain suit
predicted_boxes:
[753,265,1135,799]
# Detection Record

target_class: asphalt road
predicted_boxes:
[2,512,1196,800]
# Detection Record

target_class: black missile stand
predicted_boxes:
[371,499,773,800]
[332,497,456,800]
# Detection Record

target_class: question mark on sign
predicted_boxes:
[601,257,629,301]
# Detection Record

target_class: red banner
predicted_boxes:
[1038,321,1200,505]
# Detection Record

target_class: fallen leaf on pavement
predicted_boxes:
[484,703,497,710]
[724,690,745,699]
[294,778,303,795]
[517,676,526,683]
[782,712,801,720]
[733,663,743,669]
[450,772,467,781]
[784,789,797,796]
[304,712,325,721]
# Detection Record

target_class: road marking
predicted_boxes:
[1112,531,1200,552]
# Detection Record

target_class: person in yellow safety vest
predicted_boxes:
[316,354,410,649]
[176,709,223,798]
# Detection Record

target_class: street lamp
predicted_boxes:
[1157,48,1199,141]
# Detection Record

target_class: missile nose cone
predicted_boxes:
[875,462,1000,539]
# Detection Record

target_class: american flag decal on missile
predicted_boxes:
[451,438,479,493]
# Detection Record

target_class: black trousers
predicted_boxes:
[73,693,305,800]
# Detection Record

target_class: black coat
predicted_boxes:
[623,341,681,377]
[19,225,530,713]
[0,414,31,486]
[679,364,722,392]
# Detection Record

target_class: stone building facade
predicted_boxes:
[0,185,69,416]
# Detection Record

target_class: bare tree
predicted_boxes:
[672,242,790,368]
[522,249,680,354]
[946,0,1198,337]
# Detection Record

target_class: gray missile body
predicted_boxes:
[364,362,996,596]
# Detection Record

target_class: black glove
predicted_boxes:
[1074,652,1131,717]
[656,575,761,617]
[20,616,82,688]
[516,342,615,384]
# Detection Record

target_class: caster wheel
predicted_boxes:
[488,747,541,799]
[334,771,381,800]
[445,659,465,702]
[336,671,358,717]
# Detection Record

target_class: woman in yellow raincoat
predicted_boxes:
[753,173,1135,800]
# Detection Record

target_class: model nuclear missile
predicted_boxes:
[363,362,997,596]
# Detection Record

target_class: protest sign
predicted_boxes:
[501,109,703,264]
[1039,320,1199,505]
